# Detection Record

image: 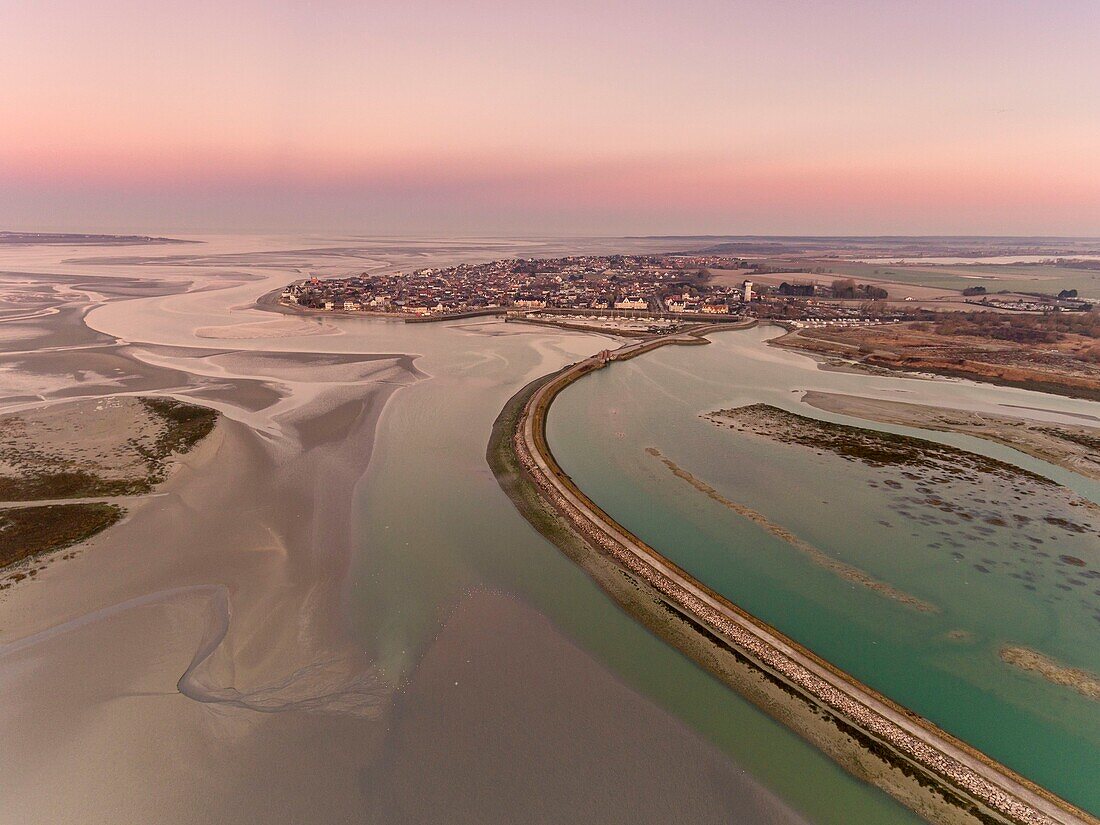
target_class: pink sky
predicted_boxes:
[2,0,1099,235]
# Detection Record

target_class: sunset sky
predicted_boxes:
[2,0,1099,235]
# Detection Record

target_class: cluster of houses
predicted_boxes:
[279,255,756,317]
[969,297,1094,313]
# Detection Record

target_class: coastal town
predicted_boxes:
[276,254,1093,334]
[276,253,922,331]
[279,255,751,317]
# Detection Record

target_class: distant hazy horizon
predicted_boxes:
[7,230,1100,245]
[3,0,1099,236]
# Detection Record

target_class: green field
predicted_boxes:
[808,261,1100,298]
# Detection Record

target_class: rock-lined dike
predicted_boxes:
[488,328,1096,825]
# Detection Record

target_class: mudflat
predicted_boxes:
[6,233,800,824]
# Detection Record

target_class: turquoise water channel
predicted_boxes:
[547,325,1100,814]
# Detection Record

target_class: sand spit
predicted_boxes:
[644,447,938,613]
[1000,647,1100,702]
[490,333,1097,825]
[705,404,1057,486]
[0,396,216,497]
[0,231,191,246]
[799,391,1100,481]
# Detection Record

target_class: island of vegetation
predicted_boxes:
[702,404,1062,484]
[0,397,218,585]
[702,403,1099,620]
[488,326,1095,825]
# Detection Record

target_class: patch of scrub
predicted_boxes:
[644,447,938,613]
[139,397,219,470]
[0,503,123,577]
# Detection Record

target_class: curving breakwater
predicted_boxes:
[490,326,1097,825]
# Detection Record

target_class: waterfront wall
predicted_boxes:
[527,307,746,322]
[403,308,504,323]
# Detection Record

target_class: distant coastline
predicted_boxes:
[0,231,196,246]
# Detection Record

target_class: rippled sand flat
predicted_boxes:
[0,235,843,825]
